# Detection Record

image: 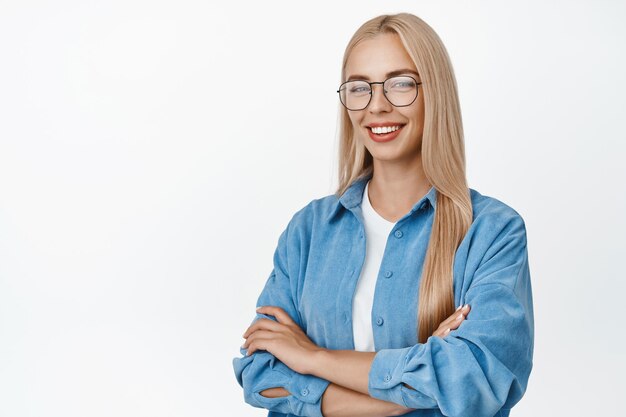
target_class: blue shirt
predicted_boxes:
[233,173,534,417]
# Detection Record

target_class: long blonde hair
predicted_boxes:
[335,13,473,343]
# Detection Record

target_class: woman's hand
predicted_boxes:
[403,304,471,392]
[432,303,471,338]
[242,305,324,375]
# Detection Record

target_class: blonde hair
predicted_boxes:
[335,13,473,343]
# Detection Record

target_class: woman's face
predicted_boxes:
[344,33,425,166]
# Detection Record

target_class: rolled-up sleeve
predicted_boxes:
[232,216,331,417]
[368,214,534,417]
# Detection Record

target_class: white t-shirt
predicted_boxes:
[352,180,397,352]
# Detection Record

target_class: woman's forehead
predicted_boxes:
[345,33,417,80]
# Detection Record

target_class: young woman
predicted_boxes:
[233,12,533,417]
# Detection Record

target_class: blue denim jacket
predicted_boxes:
[233,173,534,417]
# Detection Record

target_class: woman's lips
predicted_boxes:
[367,125,404,143]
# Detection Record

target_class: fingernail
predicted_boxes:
[256,306,262,311]
[444,328,450,335]
[462,304,469,310]
[456,305,461,311]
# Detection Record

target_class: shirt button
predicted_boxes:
[301,388,309,396]
[376,317,384,326]
[394,230,403,238]
[384,270,393,278]
[384,374,391,382]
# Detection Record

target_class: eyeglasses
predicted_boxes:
[337,75,422,111]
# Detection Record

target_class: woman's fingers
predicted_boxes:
[242,317,283,339]
[242,330,275,355]
[242,306,301,340]
[438,304,470,330]
[256,306,296,325]
[449,304,471,328]
[447,304,471,327]
[433,304,471,337]
[432,327,451,338]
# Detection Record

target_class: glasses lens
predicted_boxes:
[384,76,418,107]
[339,80,371,110]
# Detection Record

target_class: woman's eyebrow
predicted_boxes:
[347,69,420,81]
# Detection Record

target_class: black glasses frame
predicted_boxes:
[336,76,422,111]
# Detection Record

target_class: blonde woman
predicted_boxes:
[234,12,533,417]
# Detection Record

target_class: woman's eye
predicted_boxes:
[350,86,370,93]
[391,81,415,89]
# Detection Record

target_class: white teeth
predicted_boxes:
[371,125,401,134]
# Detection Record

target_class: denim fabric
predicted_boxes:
[233,173,534,417]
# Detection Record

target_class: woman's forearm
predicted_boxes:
[261,383,412,417]
[309,349,376,395]
[321,382,414,417]
[259,387,291,398]
[260,384,413,417]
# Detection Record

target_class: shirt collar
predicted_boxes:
[327,173,438,222]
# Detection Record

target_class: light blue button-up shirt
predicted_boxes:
[233,173,534,417]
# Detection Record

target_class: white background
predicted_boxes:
[1,1,625,416]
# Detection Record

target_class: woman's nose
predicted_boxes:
[368,84,393,113]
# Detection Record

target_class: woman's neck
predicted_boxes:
[367,158,431,223]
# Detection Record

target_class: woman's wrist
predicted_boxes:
[306,346,329,375]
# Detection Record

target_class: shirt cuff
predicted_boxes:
[368,346,414,406]
[286,373,331,417]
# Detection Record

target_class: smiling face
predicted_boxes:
[344,32,425,167]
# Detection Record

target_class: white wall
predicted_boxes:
[1,1,624,416]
